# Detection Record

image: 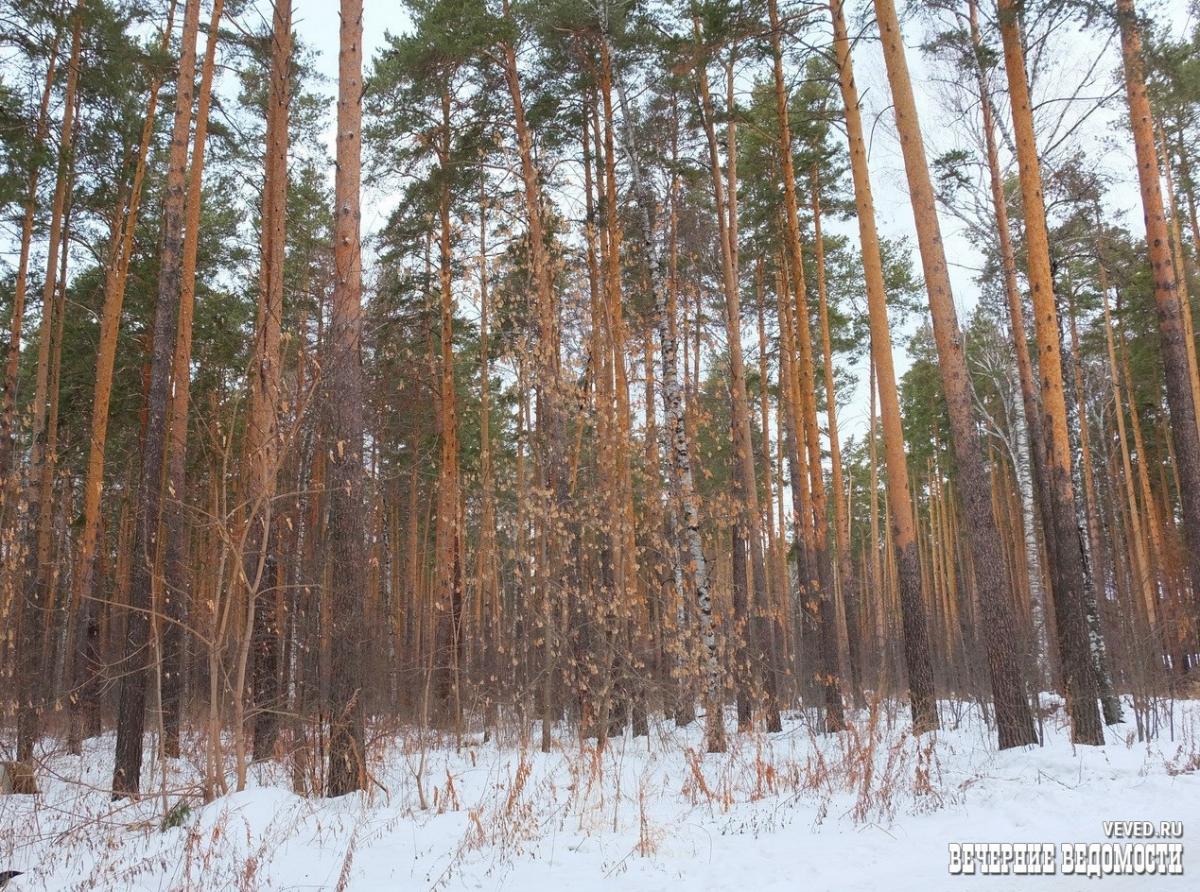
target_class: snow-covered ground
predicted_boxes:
[2,698,1198,890]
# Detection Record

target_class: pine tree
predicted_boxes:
[766,0,844,732]
[693,11,781,733]
[871,0,1034,748]
[245,0,291,766]
[1116,0,1200,609]
[112,0,202,798]
[829,0,938,733]
[997,0,1103,745]
[162,0,225,762]
[326,0,368,797]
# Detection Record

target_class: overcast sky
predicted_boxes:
[278,0,1197,439]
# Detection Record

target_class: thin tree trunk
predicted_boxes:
[246,0,291,763]
[161,0,225,760]
[777,248,819,708]
[14,5,81,779]
[611,65,725,751]
[67,0,179,756]
[1159,127,1200,445]
[811,171,864,709]
[500,0,570,748]
[475,164,500,729]
[432,86,463,727]
[967,0,1051,686]
[597,40,639,742]
[1099,247,1163,669]
[23,168,72,770]
[1061,292,1122,723]
[0,31,60,514]
[767,0,844,731]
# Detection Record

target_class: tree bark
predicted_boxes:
[811,172,864,709]
[1099,249,1163,668]
[0,31,60,515]
[67,0,179,756]
[13,6,82,776]
[431,86,463,726]
[112,0,202,798]
[1116,0,1200,606]
[967,0,1050,687]
[161,0,225,760]
[499,0,570,749]
[612,61,726,752]
[829,0,938,733]
[326,0,368,797]
[767,0,844,731]
[872,0,1034,747]
[997,0,1103,744]
[246,0,290,763]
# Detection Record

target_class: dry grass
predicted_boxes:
[5,697,1194,889]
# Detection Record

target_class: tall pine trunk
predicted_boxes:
[872,0,1034,748]
[767,0,844,731]
[67,0,179,756]
[0,32,60,516]
[997,0,1103,744]
[431,87,463,726]
[247,0,291,763]
[500,0,570,748]
[967,0,1049,685]
[1116,0,1200,606]
[326,0,368,797]
[811,172,864,708]
[161,0,225,760]
[112,0,202,798]
[830,0,938,733]
[13,7,82,779]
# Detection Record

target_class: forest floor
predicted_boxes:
[2,697,1199,890]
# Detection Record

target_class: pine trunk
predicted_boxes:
[13,7,82,778]
[873,0,1034,747]
[325,0,368,796]
[767,0,844,731]
[0,32,60,514]
[998,0,1103,744]
[431,87,463,726]
[112,0,202,797]
[968,0,1050,685]
[1116,0,1200,605]
[830,0,938,733]
[246,0,290,762]
[161,0,225,760]
[67,1,179,755]
[812,174,864,708]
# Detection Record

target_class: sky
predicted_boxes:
[282,0,1196,442]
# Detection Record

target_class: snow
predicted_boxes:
[3,699,1199,890]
